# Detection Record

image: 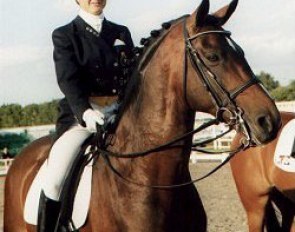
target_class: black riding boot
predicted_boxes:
[37,191,61,232]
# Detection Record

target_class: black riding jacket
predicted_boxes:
[52,16,134,137]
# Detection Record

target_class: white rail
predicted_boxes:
[190,153,228,164]
[0,159,14,176]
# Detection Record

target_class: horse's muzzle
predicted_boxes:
[250,112,282,145]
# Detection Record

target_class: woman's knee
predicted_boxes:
[47,125,91,163]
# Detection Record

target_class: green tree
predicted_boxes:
[286,80,295,100]
[0,104,22,128]
[257,71,280,92]
[271,80,295,101]
[0,133,31,157]
[0,100,59,128]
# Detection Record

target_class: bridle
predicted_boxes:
[86,17,262,189]
[183,18,260,147]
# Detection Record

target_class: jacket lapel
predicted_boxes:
[100,19,116,46]
[72,16,117,66]
[73,16,100,40]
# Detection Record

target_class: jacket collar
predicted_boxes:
[73,16,115,41]
[78,9,104,32]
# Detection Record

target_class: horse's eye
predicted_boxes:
[205,53,219,62]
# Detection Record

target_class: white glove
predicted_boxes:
[82,109,105,133]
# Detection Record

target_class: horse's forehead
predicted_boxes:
[200,34,226,48]
[193,31,227,49]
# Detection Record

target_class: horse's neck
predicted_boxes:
[112,43,195,186]
[92,34,196,227]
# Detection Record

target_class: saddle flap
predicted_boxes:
[274,119,295,172]
[24,159,93,230]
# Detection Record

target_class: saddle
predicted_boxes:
[274,119,295,172]
[24,126,113,231]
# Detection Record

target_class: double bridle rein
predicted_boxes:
[88,18,261,189]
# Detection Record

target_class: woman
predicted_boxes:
[37,0,134,231]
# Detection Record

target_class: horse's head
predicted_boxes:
[181,0,281,145]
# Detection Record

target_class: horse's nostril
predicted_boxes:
[257,115,273,134]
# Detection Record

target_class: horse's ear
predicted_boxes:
[213,0,238,26]
[195,0,210,28]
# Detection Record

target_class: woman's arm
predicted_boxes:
[52,29,91,125]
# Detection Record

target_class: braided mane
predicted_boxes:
[112,15,189,131]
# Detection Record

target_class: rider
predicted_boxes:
[37,0,134,231]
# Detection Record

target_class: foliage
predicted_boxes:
[0,133,32,157]
[257,71,280,92]
[271,80,295,101]
[0,100,59,129]
[257,72,295,101]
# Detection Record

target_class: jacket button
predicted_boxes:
[95,65,99,68]
[112,89,117,93]
[113,62,119,67]
[114,76,118,80]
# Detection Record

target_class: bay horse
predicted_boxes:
[4,0,281,231]
[231,111,295,232]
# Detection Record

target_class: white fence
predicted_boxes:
[0,124,55,140]
[0,159,13,176]
[190,153,229,164]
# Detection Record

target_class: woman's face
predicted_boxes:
[77,0,106,15]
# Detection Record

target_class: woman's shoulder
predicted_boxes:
[105,20,130,33]
[52,18,78,36]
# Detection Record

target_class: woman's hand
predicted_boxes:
[82,109,105,132]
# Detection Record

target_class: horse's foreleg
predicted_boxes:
[230,150,275,232]
[246,211,265,232]
[244,197,268,232]
[230,163,270,231]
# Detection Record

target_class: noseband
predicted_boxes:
[183,18,259,146]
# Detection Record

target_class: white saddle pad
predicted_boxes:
[24,158,93,230]
[274,119,295,172]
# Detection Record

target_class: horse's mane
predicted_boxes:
[109,13,222,133]
[120,14,220,112]
[113,15,189,125]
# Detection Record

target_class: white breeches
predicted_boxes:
[43,103,118,201]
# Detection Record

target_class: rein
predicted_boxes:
[95,118,218,158]
[87,17,258,189]
[88,118,248,189]
[99,144,245,189]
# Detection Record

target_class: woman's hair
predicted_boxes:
[75,0,79,4]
